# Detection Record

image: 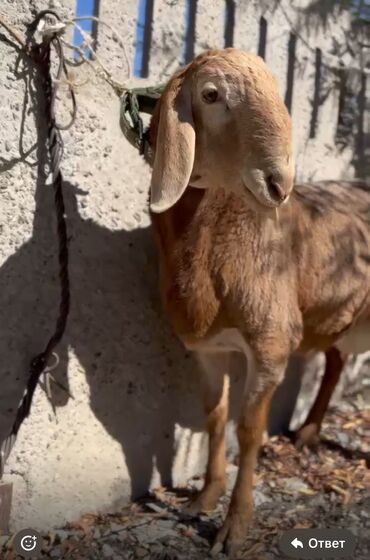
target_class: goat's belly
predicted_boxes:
[182,328,249,354]
[335,322,370,354]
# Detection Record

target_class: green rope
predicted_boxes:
[120,85,165,158]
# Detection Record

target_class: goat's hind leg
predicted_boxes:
[185,351,230,514]
[295,347,345,449]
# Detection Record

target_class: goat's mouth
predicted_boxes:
[243,177,290,209]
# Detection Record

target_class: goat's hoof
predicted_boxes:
[183,482,225,516]
[211,511,249,557]
[295,423,320,449]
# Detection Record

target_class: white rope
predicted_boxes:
[35,14,131,96]
[71,16,131,75]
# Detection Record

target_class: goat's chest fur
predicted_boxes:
[151,188,299,345]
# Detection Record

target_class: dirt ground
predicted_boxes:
[1,387,370,559]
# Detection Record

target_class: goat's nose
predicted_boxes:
[266,176,288,203]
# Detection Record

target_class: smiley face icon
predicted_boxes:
[14,528,42,558]
[20,534,37,552]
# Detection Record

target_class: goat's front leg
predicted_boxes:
[212,350,286,557]
[186,352,230,514]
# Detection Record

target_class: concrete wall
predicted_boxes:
[0,0,368,531]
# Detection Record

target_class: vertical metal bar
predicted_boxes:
[257,16,267,60]
[141,0,154,78]
[91,0,100,47]
[224,0,235,48]
[356,71,367,177]
[309,48,322,138]
[336,66,347,138]
[285,32,296,113]
[184,0,197,64]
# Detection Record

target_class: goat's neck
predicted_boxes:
[150,186,288,261]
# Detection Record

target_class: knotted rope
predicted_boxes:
[0,10,74,479]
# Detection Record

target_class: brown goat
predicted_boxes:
[147,48,369,555]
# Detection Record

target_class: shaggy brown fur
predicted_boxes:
[147,48,370,556]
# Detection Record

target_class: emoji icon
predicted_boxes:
[14,528,42,558]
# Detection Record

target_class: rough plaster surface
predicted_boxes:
[0,0,368,532]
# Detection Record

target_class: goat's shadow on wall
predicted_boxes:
[62,179,216,498]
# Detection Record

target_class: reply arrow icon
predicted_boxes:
[291,537,304,549]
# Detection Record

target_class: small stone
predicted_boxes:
[135,547,148,558]
[254,488,270,507]
[102,543,115,557]
[131,520,177,544]
[55,530,70,542]
[145,502,167,515]
[110,522,125,533]
[117,531,128,542]
[283,477,310,493]
[337,431,350,446]
[166,538,180,547]
[93,528,101,539]
[50,548,62,557]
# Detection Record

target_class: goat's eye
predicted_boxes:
[201,85,218,104]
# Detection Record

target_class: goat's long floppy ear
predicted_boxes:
[150,72,195,213]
